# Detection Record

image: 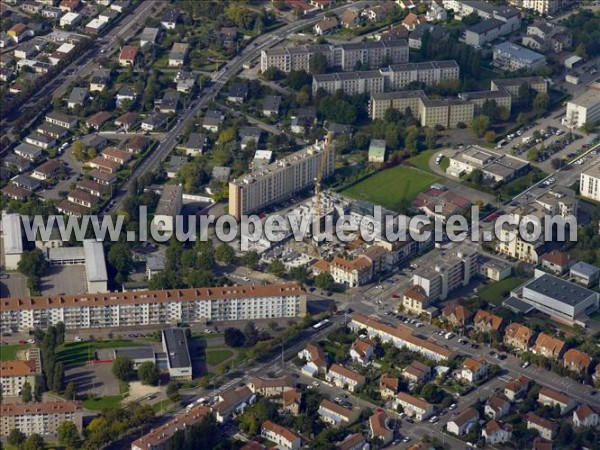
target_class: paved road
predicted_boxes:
[108,1,369,214]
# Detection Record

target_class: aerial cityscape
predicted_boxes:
[1,0,600,449]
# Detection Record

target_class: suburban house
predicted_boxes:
[349,338,375,366]
[282,389,302,415]
[160,9,180,29]
[503,323,534,352]
[538,387,577,414]
[179,133,207,156]
[31,160,62,180]
[369,411,393,446]
[262,95,281,117]
[67,87,88,108]
[335,433,366,450]
[401,361,431,384]
[25,133,55,149]
[85,111,112,130]
[402,285,431,316]
[526,413,556,440]
[298,344,327,377]
[101,147,131,165]
[485,395,510,420]
[87,156,121,174]
[67,189,96,209]
[314,16,339,35]
[227,82,249,103]
[482,420,512,445]
[114,112,140,131]
[473,310,503,333]
[213,386,255,423]
[340,8,360,28]
[540,250,572,274]
[317,399,360,426]
[45,111,77,129]
[504,376,530,401]
[570,261,600,288]
[261,421,301,450]
[563,348,592,374]
[168,42,189,67]
[532,333,565,360]
[379,373,399,399]
[141,112,168,131]
[326,364,366,392]
[458,358,487,383]
[393,392,434,421]
[36,123,69,140]
[14,144,42,162]
[441,303,471,328]
[202,110,224,132]
[573,404,599,428]
[247,375,296,397]
[446,408,479,436]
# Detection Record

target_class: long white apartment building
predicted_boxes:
[565,88,600,129]
[508,0,566,15]
[580,162,600,202]
[313,60,460,96]
[228,140,335,219]
[260,39,409,73]
[0,401,82,437]
[0,283,306,331]
[349,313,454,361]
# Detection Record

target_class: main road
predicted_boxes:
[108,1,369,213]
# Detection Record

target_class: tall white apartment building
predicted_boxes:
[509,0,566,15]
[229,140,335,219]
[260,39,409,73]
[0,283,306,331]
[580,162,600,202]
[0,401,82,437]
[566,89,600,129]
[0,360,38,397]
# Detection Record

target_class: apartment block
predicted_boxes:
[490,76,547,98]
[0,283,307,331]
[350,313,454,361]
[229,139,334,219]
[458,90,512,115]
[412,244,478,302]
[443,0,521,31]
[260,39,409,73]
[0,401,82,437]
[318,399,361,426]
[316,61,459,96]
[580,162,600,202]
[566,89,600,129]
[0,360,38,397]
[492,42,546,72]
[509,0,566,15]
[326,364,366,392]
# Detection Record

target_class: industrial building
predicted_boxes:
[151,185,183,237]
[162,328,192,380]
[0,283,307,331]
[1,213,23,270]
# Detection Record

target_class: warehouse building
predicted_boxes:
[1,213,23,270]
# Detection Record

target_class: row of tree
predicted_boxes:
[33,323,65,394]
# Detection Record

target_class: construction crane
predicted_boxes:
[313,132,334,232]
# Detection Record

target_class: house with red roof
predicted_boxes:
[118,45,139,67]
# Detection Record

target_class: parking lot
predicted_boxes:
[40,265,87,296]
[0,272,29,298]
[64,361,120,398]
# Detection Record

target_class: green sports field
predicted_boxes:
[342,164,440,211]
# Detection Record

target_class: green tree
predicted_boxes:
[23,433,45,450]
[215,243,236,265]
[71,140,86,161]
[470,169,483,184]
[138,362,160,386]
[186,270,214,288]
[527,148,539,162]
[224,327,246,347]
[575,43,587,59]
[21,380,32,402]
[309,52,328,74]
[240,251,260,269]
[63,381,76,400]
[57,421,81,450]
[7,429,26,447]
[289,267,308,283]
[52,361,64,393]
[268,259,286,278]
[424,128,436,149]
[533,92,550,114]
[469,115,490,138]
[314,272,334,290]
[166,381,181,404]
[516,112,526,126]
[107,243,133,277]
[17,249,48,278]
[112,356,134,381]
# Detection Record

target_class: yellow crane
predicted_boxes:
[314,132,334,220]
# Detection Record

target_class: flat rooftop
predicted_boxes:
[2,213,23,255]
[162,328,191,369]
[523,273,596,306]
[114,347,155,361]
[569,88,600,109]
[83,240,108,282]
[503,296,536,313]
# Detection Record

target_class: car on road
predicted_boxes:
[429,416,438,423]
[312,381,319,387]
[521,361,530,368]
[402,436,411,443]
[242,276,250,282]
[449,403,457,410]
[0,274,9,279]
[27,339,35,344]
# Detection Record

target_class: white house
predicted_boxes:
[447,408,479,436]
[482,420,512,445]
[458,358,487,383]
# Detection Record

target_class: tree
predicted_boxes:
[63,381,76,400]
[289,267,308,283]
[7,429,26,447]
[551,158,565,170]
[112,356,134,381]
[215,243,236,265]
[527,148,539,162]
[240,251,260,269]
[138,362,160,386]
[557,422,573,446]
[268,260,286,278]
[187,269,214,288]
[71,140,86,161]
[516,112,526,126]
[424,128,436,149]
[21,380,32,403]
[262,66,283,81]
[17,249,48,279]
[166,381,181,403]
[57,421,81,450]
[108,243,133,277]
[309,52,328,74]
[533,92,550,114]
[225,327,246,347]
[575,43,587,59]
[23,433,45,450]
[314,272,334,290]
[470,169,483,185]
[52,361,64,393]
[518,84,532,108]
[484,130,496,143]
[469,115,490,138]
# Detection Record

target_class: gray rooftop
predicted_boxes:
[114,347,155,361]
[503,296,535,313]
[2,213,23,255]
[570,262,600,278]
[48,246,85,262]
[493,42,545,63]
[162,328,191,369]
[523,273,596,306]
[467,18,504,34]
[146,254,165,272]
[83,239,108,282]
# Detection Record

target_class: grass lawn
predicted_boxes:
[478,276,526,306]
[342,165,440,211]
[0,344,29,361]
[205,349,234,365]
[152,399,172,413]
[57,340,143,366]
[83,395,123,411]
[406,149,437,173]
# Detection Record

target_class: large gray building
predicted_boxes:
[162,328,192,381]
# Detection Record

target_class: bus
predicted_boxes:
[312,319,331,331]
